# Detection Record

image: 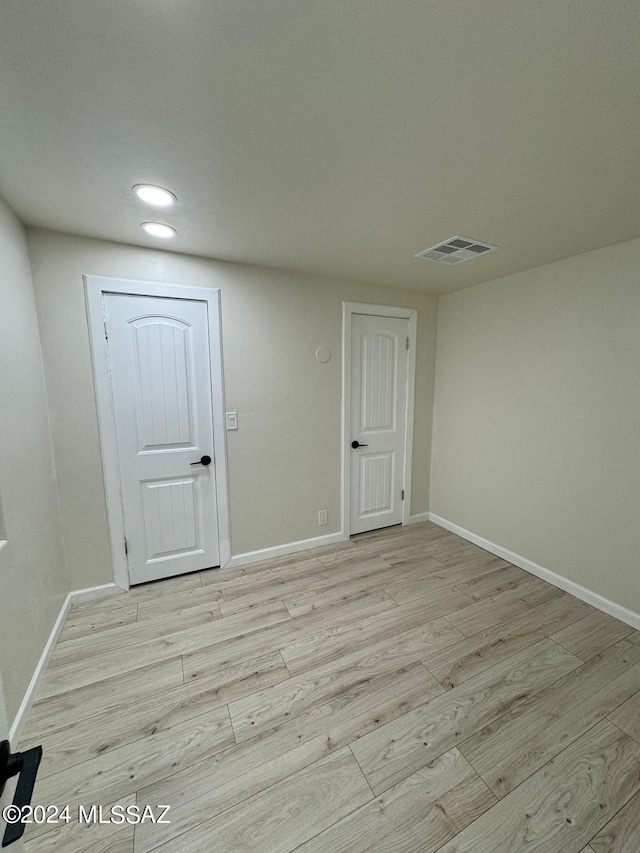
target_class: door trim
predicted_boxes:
[85,275,232,589]
[341,302,417,538]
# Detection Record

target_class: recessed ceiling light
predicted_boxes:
[141,222,177,239]
[133,184,176,207]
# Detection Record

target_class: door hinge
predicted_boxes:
[406,336,410,351]
[104,320,109,340]
[401,489,405,501]
[124,537,128,556]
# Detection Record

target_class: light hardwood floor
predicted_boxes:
[18,521,640,852]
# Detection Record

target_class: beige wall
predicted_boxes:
[5,213,638,723]
[0,202,68,723]
[431,237,640,614]
[27,229,438,590]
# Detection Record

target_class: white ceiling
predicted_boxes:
[1,1,639,293]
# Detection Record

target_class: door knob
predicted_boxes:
[191,455,212,466]
[351,440,369,449]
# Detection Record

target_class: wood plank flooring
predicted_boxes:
[18,521,640,852]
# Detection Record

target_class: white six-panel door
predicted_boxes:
[104,294,220,584]
[350,313,408,534]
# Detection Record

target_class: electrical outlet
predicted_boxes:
[318,509,328,526]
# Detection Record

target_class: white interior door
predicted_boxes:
[350,313,408,535]
[105,293,220,584]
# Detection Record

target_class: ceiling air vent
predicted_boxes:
[414,236,497,265]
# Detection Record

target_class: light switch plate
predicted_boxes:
[226,411,238,430]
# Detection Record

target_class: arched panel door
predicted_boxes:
[350,314,408,534]
[104,293,220,584]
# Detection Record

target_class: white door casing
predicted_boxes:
[0,673,24,851]
[86,277,231,589]
[349,313,409,535]
[105,294,220,584]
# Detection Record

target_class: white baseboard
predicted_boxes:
[9,593,71,743]
[10,582,123,743]
[225,531,349,569]
[70,582,123,604]
[406,512,431,525]
[429,513,640,631]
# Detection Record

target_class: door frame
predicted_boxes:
[85,275,232,589]
[341,302,418,538]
